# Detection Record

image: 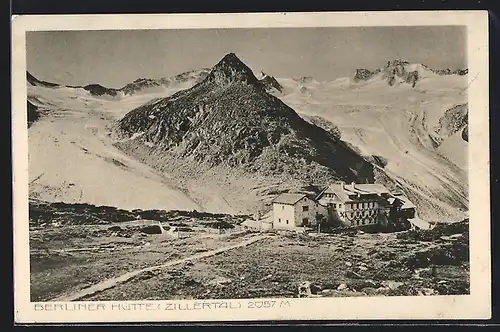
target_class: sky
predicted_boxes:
[26,26,467,89]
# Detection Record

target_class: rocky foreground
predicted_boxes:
[29,201,469,301]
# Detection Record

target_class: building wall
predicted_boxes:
[293,196,316,227]
[342,200,381,227]
[318,194,384,228]
[272,203,296,229]
[272,197,317,229]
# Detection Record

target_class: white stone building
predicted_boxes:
[271,193,317,229]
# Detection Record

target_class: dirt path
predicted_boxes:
[50,234,269,302]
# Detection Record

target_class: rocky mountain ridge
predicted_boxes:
[27,69,210,97]
[353,59,468,88]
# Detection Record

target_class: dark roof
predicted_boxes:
[272,193,307,205]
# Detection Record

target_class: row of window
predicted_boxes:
[326,201,376,210]
[277,218,310,225]
[341,210,378,220]
[281,205,310,211]
[354,202,376,209]
[352,218,376,226]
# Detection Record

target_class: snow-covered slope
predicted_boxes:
[27,73,204,212]
[273,61,468,222]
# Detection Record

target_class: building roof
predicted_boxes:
[318,183,390,202]
[408,217,431,230]
[272,193,307,205]
[400,197,417,209]
[391,192,416,209]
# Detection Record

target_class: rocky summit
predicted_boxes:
[116,53,374,186]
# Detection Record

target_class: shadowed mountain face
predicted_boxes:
[82,84,119,97]
[260,75,284,93]
[116,53,374,186]
[27,100,40,127]
[461,125,468,142]
[27,71,60,88]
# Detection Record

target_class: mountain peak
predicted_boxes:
[385,59,410,67]
[205,53,261,86]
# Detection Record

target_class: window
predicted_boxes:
[286,220,289,224]
[282,205,284,210]
[278,218,281,223]
[339,204,342,209]
[302,218,309,224]
[333,203,337,208]
[303,206,309,212]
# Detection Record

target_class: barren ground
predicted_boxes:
[30,215,469,301]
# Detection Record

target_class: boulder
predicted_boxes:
[337,283,348,291]
[381,280,404,290]
[140,224,163,234]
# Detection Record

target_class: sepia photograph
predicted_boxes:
[12,11,490,323]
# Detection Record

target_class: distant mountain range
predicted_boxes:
[26,66,284,98]
[353,59,467,87]
[27,69,210,97]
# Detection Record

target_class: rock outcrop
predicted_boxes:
[27,100,40,127]
[353,68,380,82]
[259,72,283,93]
[431,103,468,147]
[82,84,119,97]
[461,125,468,143]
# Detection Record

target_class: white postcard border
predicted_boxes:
[12,11,491,323]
